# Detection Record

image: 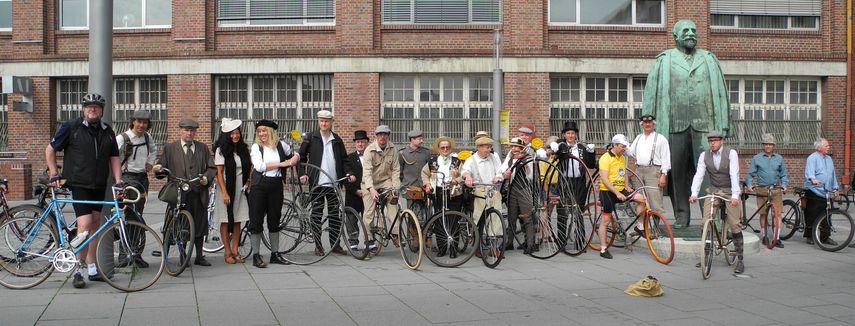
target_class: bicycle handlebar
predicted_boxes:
[695,194,732,202]
[113,185,141,204]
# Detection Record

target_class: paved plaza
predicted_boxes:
[1,194,853,326]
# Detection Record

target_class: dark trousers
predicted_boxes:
[311,186,341,248]
[122,172,150,216]
[430,187,463,252]
[248,177,283,234]
[803,190,829,240]
[182,188,207,239]
[668,128,709,226]
[507,191,534,248]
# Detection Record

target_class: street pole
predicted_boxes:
[90,0,114,273]
[492,29,503,157]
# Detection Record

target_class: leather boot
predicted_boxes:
[252,253,267,268]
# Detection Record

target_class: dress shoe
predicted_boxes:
[252,253,267,268]
[734,260,745,274]
[600,249,613,259]
[331,246,347,255]
[672,224,683,230]
[504,243,514,250]
[269,252,291,265]
[368,242,378,254]
[775,240,784,248]
[194,256,212,267]
[821,238,838,246]
[89,273,110,282]
[848,242,855,248]
[151,250,162,257]
[314,247,325,256]
[73,273,86,289]
[134,257,150,268]
[449,249,458,259]
[517,243,527,250]
[805,237,815,245]
[474,249,483,258]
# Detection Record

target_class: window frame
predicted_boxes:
[0,0,11,31]
[710,14,819,31]
[548,0,666,27]
[217,0,336,27]
[59,0,173,30]
[381,0,502,25]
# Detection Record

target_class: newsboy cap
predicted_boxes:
[178,118,199,129]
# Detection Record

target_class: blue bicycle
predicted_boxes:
[0,180,165,292]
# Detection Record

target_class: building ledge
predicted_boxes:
[381,23,499,32]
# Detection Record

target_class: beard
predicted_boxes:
[679,38,697,49]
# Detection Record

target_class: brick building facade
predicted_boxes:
[0,0,851,199]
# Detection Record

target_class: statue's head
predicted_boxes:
[672,19,698,50]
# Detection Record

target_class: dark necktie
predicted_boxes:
[184,143,195,174]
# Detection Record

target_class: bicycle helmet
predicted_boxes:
[80,93,106,108]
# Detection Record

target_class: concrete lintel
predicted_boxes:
[0,57,846,77]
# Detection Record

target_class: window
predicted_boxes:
[549,75,646,144]
[60,0,172,29]
[218,0,335,26]
[382,0,501,24]
[728,78,821,149]
[0,0,11,31]
[215,74,333,143]
[710,0,820,30]
[549,0,664,25]
[380,75,492,148]
[56,77,169,144]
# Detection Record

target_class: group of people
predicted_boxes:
[45,92,847,289]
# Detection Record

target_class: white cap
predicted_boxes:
[611,134,630,146]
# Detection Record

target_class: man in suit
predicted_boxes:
[344,130,369,250]
[298,110,352,256]
[153,118,217,266]
[555,121,597,248]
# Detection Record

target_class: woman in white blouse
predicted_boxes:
[248,120,300,268]
[213,118,251,264]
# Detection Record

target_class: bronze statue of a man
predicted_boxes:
[642,19,731,228]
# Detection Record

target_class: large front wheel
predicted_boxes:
[423,211,477,268]
[397,209,423,270]
[643,211,674,265]
[700,219,715,280]
[96,220,164,292]
[342,207,370,260]
[812,210,854,252]
[162,209,194,277]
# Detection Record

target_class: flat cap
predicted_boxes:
[761,133,776,145]
[375,125,392,134]
[317,110,334,119]
[518,126,534,134]
[256,119,278,130]
[407,130,423,138]
[130,110,151,121]
[178,118,199,129]
[475,137,494,146]
[706,130,725,139]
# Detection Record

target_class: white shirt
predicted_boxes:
[116,130,156,173]
[500,154,533,180]
[429,155,456,188]
[251,141,295,177]
[690,149,741,199]
[563,142,587,178]
[181,140,195,154]
[627,131,671,174]
[462,152,503,184]
[317,133,338,187]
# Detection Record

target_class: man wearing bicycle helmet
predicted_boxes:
[689,131,745,273]
[597,134,646,259]
[46,93,122,289]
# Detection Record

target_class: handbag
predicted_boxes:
[158,181,179,206]
[250,169,263,187]
[624,276,664,297]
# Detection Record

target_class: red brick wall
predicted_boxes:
[503,0,543,53]
[0,163,32,200]
[167,74,213,144]
[336,0,374,52]
[171,0,206,53]
[6,77,54,198]
[333,73,379,152]
[504,73,550,139]
[11,0,45,57]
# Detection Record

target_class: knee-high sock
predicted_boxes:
[732,232,744,260]
[251,233,262,254]
[268,232,279,254]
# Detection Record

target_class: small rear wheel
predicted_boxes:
[643,211,674,265]
[162,209,194,277]
[397,209,423,270]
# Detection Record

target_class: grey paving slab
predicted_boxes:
[324,285,391,297]
[333,294,411,313]
[0,305,46,325]
[347,308,432,325]
[40,293,126,321]
[493,310,580,326]
[452,288,542,313]
[271,302,355,326]
[394,292,493,324]
[37,318,119,326]
[123,288,197,308]
[197,290,277,325]
[559,305,649,326]
[722,298,835,325]
[119,306,199,326]
[801,304,855,321]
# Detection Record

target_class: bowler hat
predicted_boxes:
[561,121,579,134]
[353,130,369,141]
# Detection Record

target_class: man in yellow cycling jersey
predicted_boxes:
[597,134,646,259]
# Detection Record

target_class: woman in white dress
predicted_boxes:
[214,118,251,264]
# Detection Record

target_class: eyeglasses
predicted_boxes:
[439,146,450,150]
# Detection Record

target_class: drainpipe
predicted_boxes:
[845,0,853,185]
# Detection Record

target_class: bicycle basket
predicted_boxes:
[158,181,179,205]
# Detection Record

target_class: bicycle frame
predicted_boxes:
[609,186,656,247]
[740,184,784,233]
[699,193,734,250]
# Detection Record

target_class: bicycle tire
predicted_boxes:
[779,199,801,241]
[700,219,714,280]
[587,203,616,252]
[279,163,344,265]
[530,205,561,260]
[643,210,674,264]
[342,206,370,260]
[723,229,737,266]
[833,193,850,212]
[236,224,253,260]
[96,220,164,292]
[812,210,854,252]
[201,220,225,253]
[397,209,424,270]
[562,205,592,256]
[162,209,194,277]
[0,217,57,289]
[4,205,57,256]
[423,211,478,267]
[762,206,777,249]
[479,208,507,268]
